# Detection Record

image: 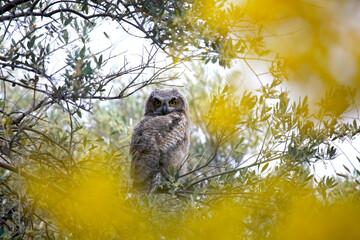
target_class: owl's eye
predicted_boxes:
[169,99,177,106]
[154,99,161,107]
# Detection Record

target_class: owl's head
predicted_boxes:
[144,88,189,116]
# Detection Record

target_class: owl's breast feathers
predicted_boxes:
[130,112,189,186]
[131,112,188,153]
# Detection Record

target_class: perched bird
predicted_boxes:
[130,88,190,192]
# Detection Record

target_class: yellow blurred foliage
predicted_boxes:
[28,151,146,239]
[241,0,360,91]
[184,200,247,240]
[28,156,360,240]
[206,87,257,138]
[276,197,360,240]
[38,177,139,239]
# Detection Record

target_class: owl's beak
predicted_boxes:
[161,104,169,115]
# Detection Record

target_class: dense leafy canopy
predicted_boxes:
[0,0,360,239]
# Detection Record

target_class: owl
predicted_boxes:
[130,88,190,192]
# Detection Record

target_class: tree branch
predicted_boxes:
[185,157,280,190]
[0,78,51,96]
[0,7,125,21]
[12,98,54,125]
[0,0,31,15]
[0,160,66,195]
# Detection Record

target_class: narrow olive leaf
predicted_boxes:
[336,173,348,178]
[80,46,86,58]
[233,137,244,150]
[222,85,229,94]
[260,115,270,122]
[64,17,72,26]
[343,164,351,173]
[175,171,179,182]
[261,163,269,173]
[63,30,69,43]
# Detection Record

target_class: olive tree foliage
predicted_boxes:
[83,63,360,240]
[0,0,360,239]
[0,0,261,238]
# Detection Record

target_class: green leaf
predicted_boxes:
[233,137,244,150]
[193,187,198,199]
[27,36,36,49]
[97,55,103,68]
[82,63,93,75]
[343,164,351,173]
[73,126,83,133]
[63,29,69,43]
[80,46,86,58]
[175,171,179,182]
[64,17,72,26]
[261,163,269,173]
[260,115,270,122]
[211,56,217,63]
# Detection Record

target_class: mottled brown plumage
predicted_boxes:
[130,88,190,192]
